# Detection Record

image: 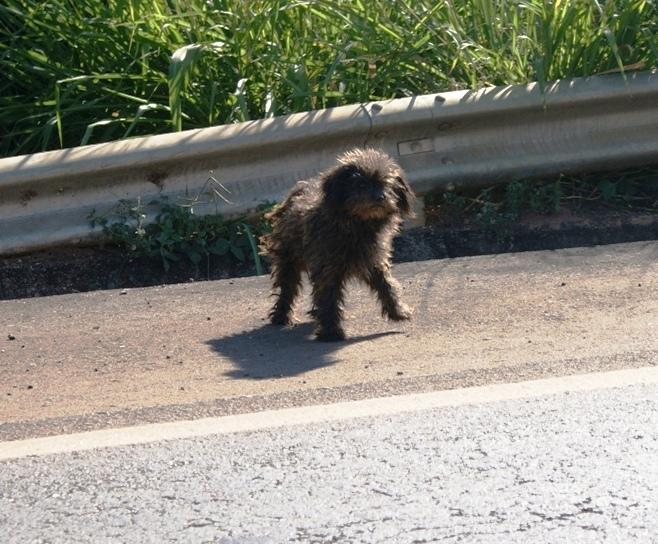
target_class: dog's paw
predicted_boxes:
[270,312,295,326]
[315,326,346,342]
[387,304,412,321]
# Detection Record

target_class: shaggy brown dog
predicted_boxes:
[260,148,415,341]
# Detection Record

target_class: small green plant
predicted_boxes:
[89,198,273,274]
[569,168,658,211]
[476,201,516,245]
[426,167,658,240]
[430,179,561,228]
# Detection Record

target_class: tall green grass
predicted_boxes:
[1,0,656,158]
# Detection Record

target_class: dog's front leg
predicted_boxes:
[366,266,412,321]
[310,268,346,341]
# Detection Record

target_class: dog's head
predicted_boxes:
[321,148,415,220]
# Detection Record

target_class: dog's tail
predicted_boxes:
[260,181,310,256]
[259,201,291,256]
[265,182,309,220]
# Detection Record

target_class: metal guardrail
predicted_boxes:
[1,70,657,255]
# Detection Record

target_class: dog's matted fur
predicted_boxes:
[260,148,415,341]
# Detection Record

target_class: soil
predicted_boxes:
[1,203,656,301]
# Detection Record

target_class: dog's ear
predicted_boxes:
[393,174,414,216]
[321,164,356,207]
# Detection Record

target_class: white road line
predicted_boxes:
[2,365,658,461]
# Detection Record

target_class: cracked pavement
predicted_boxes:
[2,381,657,543]
[1,241,657,541]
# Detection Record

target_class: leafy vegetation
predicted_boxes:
[92,167,658,274]
[89,198,272,274]
[426,167,658,241]
[2,0,656,158]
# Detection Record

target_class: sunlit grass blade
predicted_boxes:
[242,223,264,276]
[169,44,205,132]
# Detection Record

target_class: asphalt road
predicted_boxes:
[0,241,657,542]
[2,373,657,543]
[1,241,656,441]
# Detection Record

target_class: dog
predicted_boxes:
[260,148,415,341]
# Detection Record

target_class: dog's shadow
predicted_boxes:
[207,322,401,379]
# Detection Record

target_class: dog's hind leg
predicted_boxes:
[365,266,412,321]
[269,254,302,326]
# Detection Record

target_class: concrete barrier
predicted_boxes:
[1,70,657,255]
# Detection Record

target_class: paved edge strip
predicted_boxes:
[4,349,655,443]
[2,365,657,461]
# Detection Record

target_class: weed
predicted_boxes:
[89,198,273,274]
[425,167,658,240]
